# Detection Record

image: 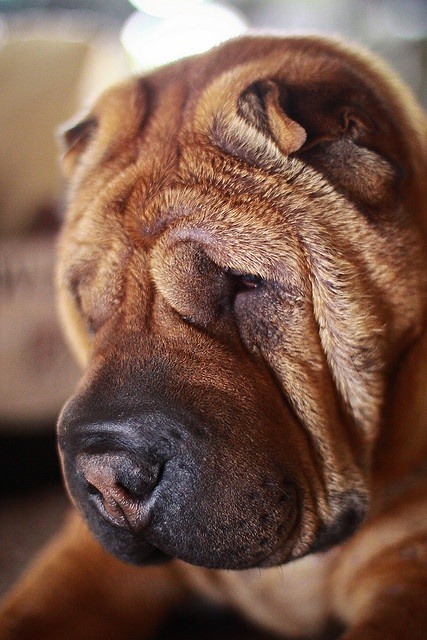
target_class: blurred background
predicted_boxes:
[0,0,426,634]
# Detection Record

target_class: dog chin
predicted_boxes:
[79,496,365,571]
[86,506,363,570]
[86,513,299,570]
[83,507,292,569]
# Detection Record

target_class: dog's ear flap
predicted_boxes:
[238,80,307,157]
[58,116,98,179]
[219,77,376,161]
[206,71,401,211]
[288,84,401,211]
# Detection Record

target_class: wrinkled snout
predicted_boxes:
[57,342,367,570]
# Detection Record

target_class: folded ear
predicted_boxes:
[57,79,146,181]
[286,82,401,212]
[238,79,307,157]
[204,75,307,170]
[58,116,98,179]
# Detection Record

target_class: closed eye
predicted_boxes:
[226,269,265,291]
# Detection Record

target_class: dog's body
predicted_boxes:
[1,35,427,639]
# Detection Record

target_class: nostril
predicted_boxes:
[85,480,126,523]
[87,481,102,497]
[89,485,128,527]
[82,474,129,528]
[77,453,162,531]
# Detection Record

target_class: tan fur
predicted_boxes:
[1,35,427,639]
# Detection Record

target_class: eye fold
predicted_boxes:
[68,278,99,337]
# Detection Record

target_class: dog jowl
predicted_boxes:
[55,35,427,579]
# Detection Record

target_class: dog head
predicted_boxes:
[56,36,427,569]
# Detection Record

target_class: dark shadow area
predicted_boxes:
[0,428,62,498]
[156,606,343,640]
[157,608,280,640]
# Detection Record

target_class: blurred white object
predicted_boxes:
[121,2,248,71]
[129,0,207,18]
[0,13,130,236]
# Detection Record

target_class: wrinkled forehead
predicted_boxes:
[60,33,412,285]
[61,150,319,288]
[79,45,350,170]
[62,41,349,233]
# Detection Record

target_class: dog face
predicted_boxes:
[56,36,427,570]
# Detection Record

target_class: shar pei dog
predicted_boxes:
[1,35,427,640]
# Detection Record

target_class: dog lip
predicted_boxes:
[120,545,173,566]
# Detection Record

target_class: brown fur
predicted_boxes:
[1,35,427,639]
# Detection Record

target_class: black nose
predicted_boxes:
[77,453,162,530]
